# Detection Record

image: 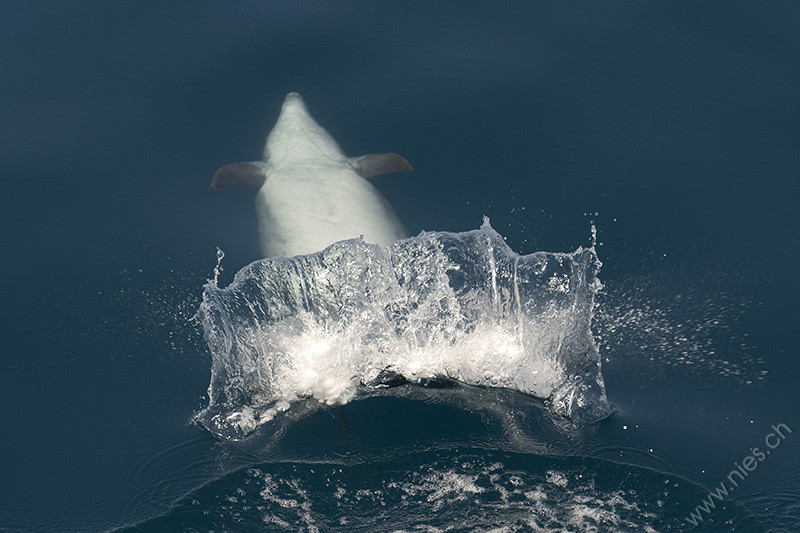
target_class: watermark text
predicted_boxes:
[685,423,791,526]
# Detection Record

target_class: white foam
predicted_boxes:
[235,457,666,532]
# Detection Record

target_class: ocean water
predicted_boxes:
[2,2,798,532]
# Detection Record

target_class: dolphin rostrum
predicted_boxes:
[211,92,412,258]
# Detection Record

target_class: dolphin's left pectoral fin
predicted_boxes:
[210,161,267,190]
[349,153,413,179]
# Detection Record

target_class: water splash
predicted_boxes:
[210,247,225,287]
[195,219,613,440]
[593,267,766,384]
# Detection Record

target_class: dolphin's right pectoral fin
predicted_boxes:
[349,153,413,179]
[210,162,267,190]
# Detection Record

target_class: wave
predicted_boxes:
[194,219,613,440]
[121,448,760,532]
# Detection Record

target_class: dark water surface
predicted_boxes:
[2,2,798,531]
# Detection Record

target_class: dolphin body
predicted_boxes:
[211,92,412,258]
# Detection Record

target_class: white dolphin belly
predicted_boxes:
[256,165,407,257]
[211,92,413,258]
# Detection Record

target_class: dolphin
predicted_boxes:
[211,92,412,258]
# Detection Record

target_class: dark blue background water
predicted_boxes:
[2,2,798,531]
